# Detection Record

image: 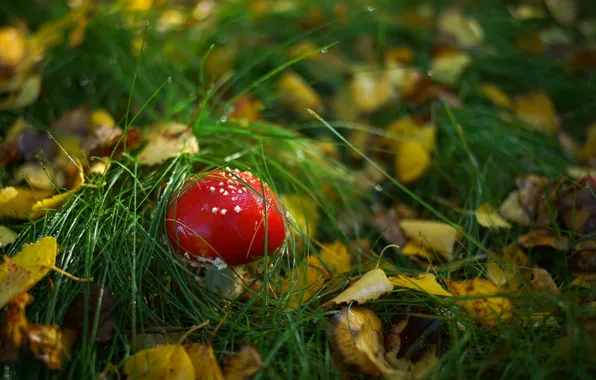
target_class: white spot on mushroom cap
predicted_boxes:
[234,205,241,213]
[212,207,219,213]
[223,191,229,196]
[221,209,228,215]
[219,182,224,186]
[210,186,216,193]
[219,188,224,193]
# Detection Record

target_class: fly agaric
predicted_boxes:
[166,168,286,266]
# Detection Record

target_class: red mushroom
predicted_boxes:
[166,168,286,266]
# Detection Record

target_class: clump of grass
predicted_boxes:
[2,0,596,379]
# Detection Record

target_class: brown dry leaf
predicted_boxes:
[570,273,596,289]
[222,344,263,380]
[545,0,576,25]
[3,293,33,347]
[137,123,199,166]
[124,344,195,380]
[184,343,224,380]
[475,203,512,229]
[27,324,75,370]
[63,285,115,343]
[319,241,351,275]
[429,51,471,86]
[568,250,596,273]
[437,8,484,49]
[518,229,570,251]
[530,267,561,295]
[445,278,514,326]
[277,71,323,115]
[281,256,331,308]
[0,226,18,248]
[389,273,452,297]
[400,220,460,260]
[514,92,559,133]
[371,205,406,248]
[479,84,513,109]
[0,236,58,309]
[557,180,596,235]
[328,307,407,378]
[324,268,394,307]
[486,246,529,289]
[228,95,262,123]
[86,126,143,159]
[348,69,394,113]
[386,47,415,66]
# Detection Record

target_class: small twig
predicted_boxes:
[376,244,400,269]
[177,320,210,345]
[52,266,93,282]
[208,307,230,345]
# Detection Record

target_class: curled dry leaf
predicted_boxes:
[124,344,195,380]
[436,8,484,49]
[530,267,561,295]
[389,273,452,297]
[328,307,407,377]
[277,71,323,115]
[400,220,460,260]
[514,91,559,133]
[63,285,115,343]
[319,241,351,275]
[0,236,58,309]
[184,343,224,380]
[222,344,263,380]
[0,226,18,248]
[445,278,514,326]
[324,268,394,307]
[137,123,199,166]
[475,203,512,229]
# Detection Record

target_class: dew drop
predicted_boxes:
[374,185,383,192]
[321,48,328,54]
[367,5,375,11]
[167,76,172,83]
[220,116,228,123]
[427,70,434,77]
[79,76,89,86]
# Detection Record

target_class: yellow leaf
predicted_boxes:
[3,293,33,347]
[395,141,430,184]
[320,241,351,275]
[485,246,529,289]
[348,70,394,113]
[0,74,42,110]
[445,278,513,326]
[137,123,199,166]
[0,237,58,308]
[530,267,561,295]
[0,186,53,219]
[204,42,238,80]
[0,27,26,68]
[498,191,531,226]
[437,8,484,48]
[399,220,459,260]
[324,268,394,307]
[479,84,513,109]
[514,91,559,133]
[30,163,85,218]
[567,166,596,179]
[580,123,596,162]
[0,226,18,248]
[429,52,471,86]
[281,194,320,241]
[124,345,195,380]
[570,273,596,289]
[475,203,512,229]
[223,344,263,380]
[328,307,407,377]
[27,324,75,370]
[15,162,66,191]
[184,343,224,380]
[277,71,323,115]
[411,345,439,379]
[281,256,331,308]
[389,273,452,297]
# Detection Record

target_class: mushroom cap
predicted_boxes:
[166,169,286,266]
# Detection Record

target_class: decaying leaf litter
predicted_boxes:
[1,0,596,378]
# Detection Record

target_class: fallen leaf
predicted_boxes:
[530,267,561,295]
[204,42,238,80]
[399,220,460,260]
[15,162,66,191]
[27,323,74,370]
[319,241,351,275]
[0,74,42,110]
[567,167,596,179]
[445,278,514,326]
[516,31,544,56]
[499,191,531,226]
[389,273,452,297]
[228,96,262,123]
[30,162,85,218]
[429,51,471,85]
[545,0,576,25]
[486,246,529,289]
[124,344,195,380]
[479,84,513,109]
[348,69,394,113]
[568,250,596,273]
[0,236,58,308]
[386,47,415,66]
[277,71,323,115]
[0,226,18,248]
[281,256,331,308]
[3,293,33,347]
[328,307,406,377]
[475,203,512,229]
[395,141,431,184]
[184,343,224,380]
[63,285,115,342]
[281,194,320,241]
[371,205,407,248]
[437,8,484,49]
[557,180,596,235]
[518,229,570,251]
[579,123,596,162]
[324,268,394,307]
[222,344,263,380]
[137,123,199,166]
[514,92,559,133]
[400,242,436,260]
[570,273,596,289]
[0,186,53,219]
